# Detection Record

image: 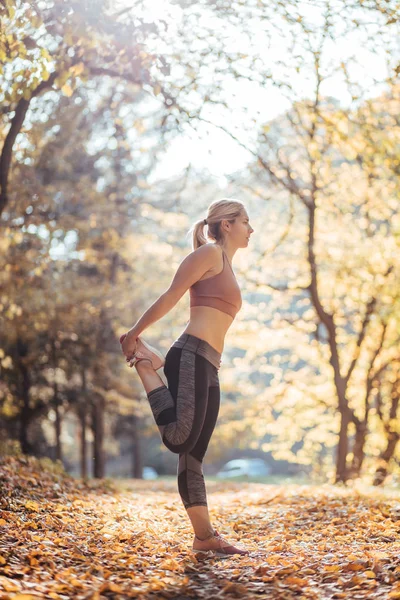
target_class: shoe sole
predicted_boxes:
[192,549,230,558]
[192,549,247,558]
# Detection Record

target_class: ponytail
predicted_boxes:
[192,219,208,250]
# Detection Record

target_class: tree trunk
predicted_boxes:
[373,433,399,486]
[79,367,88,479]
[51,340,62,462]
[0,73,58,218]
[92,394,105,478]
[347,422,368,479]
[333,373,351,483]
[19,373,32,455]
[335,409,351,483]
[79,407,88,479]
[373,391,400,485]
[54,386,62,462]
[131,414,143,479]
[306,202,352,484]
[17,341,34,455]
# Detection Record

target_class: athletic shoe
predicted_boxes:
[192,529,249,558]
[128,337,165,371]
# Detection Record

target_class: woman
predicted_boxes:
[120,198,254,557]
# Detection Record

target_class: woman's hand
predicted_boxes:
[120,332,138,362]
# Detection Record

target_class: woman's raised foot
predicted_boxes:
[126,337,165,370]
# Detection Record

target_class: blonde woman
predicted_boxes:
[120,198,254,557]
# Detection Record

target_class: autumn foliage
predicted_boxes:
[1,455,400,599]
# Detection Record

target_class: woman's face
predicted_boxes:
[226,210,254,248]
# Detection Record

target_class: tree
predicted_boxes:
[0,0,171,217]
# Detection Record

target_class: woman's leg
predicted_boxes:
[179,383,220,539]
[135,359,166,394]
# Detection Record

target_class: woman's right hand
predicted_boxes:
[120,332,138,362]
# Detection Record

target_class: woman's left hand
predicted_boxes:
[120,332,138,362]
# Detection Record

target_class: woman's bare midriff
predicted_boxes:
[182,306,234,354]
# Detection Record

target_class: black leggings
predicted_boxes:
[146,333,221,509]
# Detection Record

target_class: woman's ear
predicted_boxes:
[221,219,229,232]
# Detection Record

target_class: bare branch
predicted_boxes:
[186,114,313,206]
[344,297,378,386]
[344,266,394,385]
[365,321,389,390]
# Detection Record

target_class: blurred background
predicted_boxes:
[1,0,400,488]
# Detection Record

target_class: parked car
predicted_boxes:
[143,466,158,480]
[216,458,271,479]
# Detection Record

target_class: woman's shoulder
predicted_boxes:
[193,243,222,258]
[190,244,223,282]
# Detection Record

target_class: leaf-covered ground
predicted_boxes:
[1,456,400,600]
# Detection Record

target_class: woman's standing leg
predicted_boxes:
[179,382,220,539]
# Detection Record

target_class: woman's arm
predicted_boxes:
[126,292,181,340]
[126,244,219,340]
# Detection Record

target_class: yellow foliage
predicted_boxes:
[61,83,74,97]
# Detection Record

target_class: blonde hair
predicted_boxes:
[189,198,246,250]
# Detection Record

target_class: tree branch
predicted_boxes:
[344,296,378,386]
[0,72,59,218]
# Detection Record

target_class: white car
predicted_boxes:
[143,466,158,480]
[216,458,271,479]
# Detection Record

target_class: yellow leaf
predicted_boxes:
[99,582,124,593]
[159,558,181,571]
[285,576,308,587]
[0,576,20,592]
[61,84,73,97]
[346,562,365,571]
[9,596,39,600]
[25,500,40,511]
[0,518,7,525]
[364,570,376,578]
[70,62,85,76]
[55,71,70,88]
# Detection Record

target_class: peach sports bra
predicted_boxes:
[189,246,242,319]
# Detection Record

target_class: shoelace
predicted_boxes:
[210,530,235,549]
[216,534,234,549]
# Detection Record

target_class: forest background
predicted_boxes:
[1,0,400,487]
